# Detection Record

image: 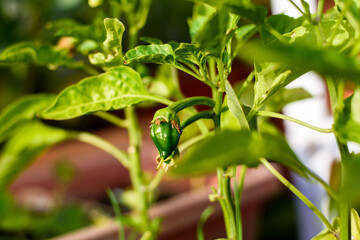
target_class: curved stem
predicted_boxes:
[169,96,215,113]
[257,111,333,133]
[94,111,128,128]
[338,139,350,240]
[180,111,213,130]
[235,166,247,240]
[76,132,130,168]
[260,158,335,233]
[125,107,152,237]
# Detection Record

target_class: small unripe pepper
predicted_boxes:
[150,108,181,160]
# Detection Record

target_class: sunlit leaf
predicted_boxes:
[260,14,304,44]
[0,94,55,143]
[0,121,71,188]
[124,44,175,65]
[351,209,360,239]
[312,218,339,240]
[174,43,205,66]
[225,81,249,129]
[253,60,306,108]
[38,66,150,120]
[89,18,125,67]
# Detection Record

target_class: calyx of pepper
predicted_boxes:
[150,108,181,161]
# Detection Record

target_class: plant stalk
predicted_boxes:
[338,140,350,240]
[125,107,153,239]
[213,71,237,239]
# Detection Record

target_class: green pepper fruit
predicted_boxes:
[150,108,181,160]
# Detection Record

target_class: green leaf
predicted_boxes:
[260,14,304,44]
[351,209,360,239]
[174,129,305,176]
[0,121,70,188]
[192,8,230,57]
[0,42,84,70]
[191,0,267,24]
[312,218,339,240]
[188,4,216,41]
[38,66,150,120]
[124,44,176,65]
[225,81,249,129]
[173,130,261,175]
[223,0,267,24]
[266,87,312,112]
[334,90,360,144]
[174,43,205,66]
[0,94,56,143]
[287,21,354,50]
[241,41,360,84]
[235,24,257,44]
[89,18,125,67]
[253,60,306,108]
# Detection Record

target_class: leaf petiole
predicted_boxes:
[257,111,333,133]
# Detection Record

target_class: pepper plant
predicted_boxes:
[1,0,360,240]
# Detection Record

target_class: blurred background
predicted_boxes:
[0,0,342,239]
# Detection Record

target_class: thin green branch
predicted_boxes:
[260,158,335,233]
[180,111,213,130]
[76,132,129,168]
[197,206,215,240]
[94,111,129,128]
[106,188,125,240]
[235,166,247,240]
[258,111,333,133]
[170,96,215,113]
